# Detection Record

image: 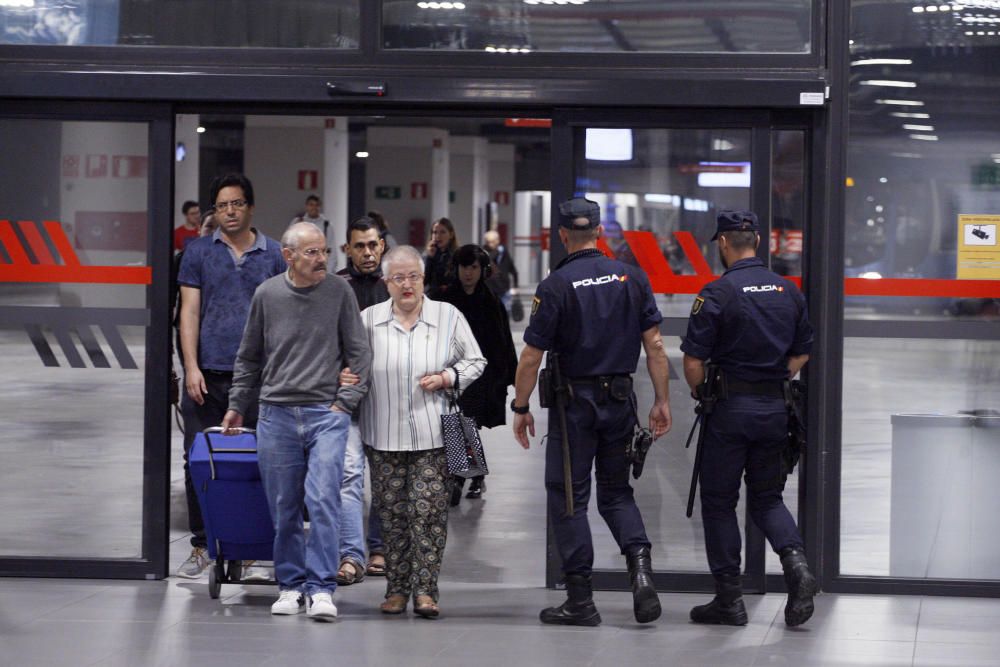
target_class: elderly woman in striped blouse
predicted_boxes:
[350,245,485,618]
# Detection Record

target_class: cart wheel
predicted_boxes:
[208,566,221,599]
[227,559,242,581]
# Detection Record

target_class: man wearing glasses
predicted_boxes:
[176,173,286,579]
[223,222,372,621]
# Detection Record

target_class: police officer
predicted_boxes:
[681,209,817,628]
[511,197,673,626]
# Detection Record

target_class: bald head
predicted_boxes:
[282,221,325,249]
[483,230,500,250]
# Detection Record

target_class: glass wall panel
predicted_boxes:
[844,1,1000,579]
[0,1,360,48]
[574,126,753,571]
[0,118,150,558]
[382,0,811,53]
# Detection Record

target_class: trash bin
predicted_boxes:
[890,412,1000,579]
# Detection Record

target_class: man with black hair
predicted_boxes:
[175,173,285,579]
[682,209,817,628]
[333,216,390,583]
[511,197,673,627]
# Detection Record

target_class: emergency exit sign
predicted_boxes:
[375,186,401,199]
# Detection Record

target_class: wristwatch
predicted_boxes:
[510,399,530,415]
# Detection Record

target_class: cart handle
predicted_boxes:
[202,427,258,480]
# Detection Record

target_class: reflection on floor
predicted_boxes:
[3,576,999,666]
[3,293,1000,664]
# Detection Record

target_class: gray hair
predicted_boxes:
[282,221,324,249]
[381,245,423,276]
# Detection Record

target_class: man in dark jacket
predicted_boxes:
[334,217,390,581]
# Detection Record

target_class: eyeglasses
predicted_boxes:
[388,272,423,286]
[214,198,248,212]
[295,247,330,258]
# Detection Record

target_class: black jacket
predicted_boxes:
[336,262,390,311]
[436,281,518,428]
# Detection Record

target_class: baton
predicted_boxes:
[685,409,706,518]
[556,390,574,518]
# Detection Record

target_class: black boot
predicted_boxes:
[690,574,748,626]
[779,547,817,627]
[539,574,602,627]
[626,546,661,623]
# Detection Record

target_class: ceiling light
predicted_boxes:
[859,80,917,88]
[875,99,925,106]
[196,126,206,133]
[0,0,35,6]
[355,151,369,158]
[926,4,938,10]
[912,5,925,11]
[910,134,939,141]
[890,152,924,158]
[902,124,935,131]
[890,112,931,118]
[851,58,914,66]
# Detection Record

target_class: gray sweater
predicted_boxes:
[229,272,371,415]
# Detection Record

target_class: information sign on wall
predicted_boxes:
[957,214,1000,280]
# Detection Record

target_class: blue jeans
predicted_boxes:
[340,423,384,563]
[257,402,349,595]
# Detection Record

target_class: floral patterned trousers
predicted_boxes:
[366,446,451,601]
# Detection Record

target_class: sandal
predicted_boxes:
[380,594,408,614]
[335,558,365,586]
[413,594,440,619]
[367,553,386,577]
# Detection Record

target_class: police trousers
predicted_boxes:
[545,383,651,577]
[699,393,803,578]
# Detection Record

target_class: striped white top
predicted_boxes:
[359,297,486,452]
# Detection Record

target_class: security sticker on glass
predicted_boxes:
[531,296,541,316]
[691,296,705,315]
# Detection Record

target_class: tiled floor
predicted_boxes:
[3,575,1000,666]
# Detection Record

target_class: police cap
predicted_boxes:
[712,209,759,241]
[558,197,601,229]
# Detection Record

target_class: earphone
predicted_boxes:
[451,245,493,279]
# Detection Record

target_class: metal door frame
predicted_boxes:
[547,107,820,594]
[0,100,173,580]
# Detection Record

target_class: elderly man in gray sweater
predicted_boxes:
[223,222,371,622]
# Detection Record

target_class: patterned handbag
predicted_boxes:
[441,369,489,479]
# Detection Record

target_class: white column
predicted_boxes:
[323,116,349,252]
[449,136,490,245]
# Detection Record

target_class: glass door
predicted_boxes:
[547,109,812,594]
[0,102,172,579]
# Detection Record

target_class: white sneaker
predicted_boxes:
[271,589,305,615]
[176,547,209,579]
[242,560,271,581]
[308,591,338,622]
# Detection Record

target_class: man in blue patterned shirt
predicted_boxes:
[175,173,286,578]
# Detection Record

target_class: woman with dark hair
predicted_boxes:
[437,244,518,504]
[423,217,458,295]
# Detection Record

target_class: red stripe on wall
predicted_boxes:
[44,221,81,266]
[17,220,56,265]
[673,231,714,277]
[0,220,31,264]
[845,277,1000,298]
[0,265,151,285]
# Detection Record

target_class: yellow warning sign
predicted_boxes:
[957,214,1000,280]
